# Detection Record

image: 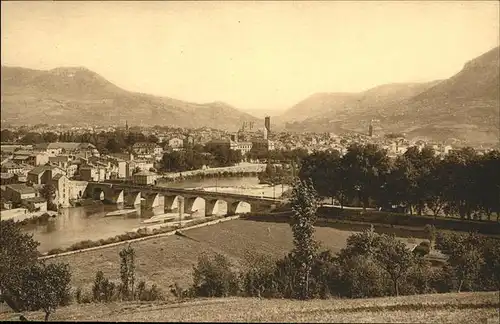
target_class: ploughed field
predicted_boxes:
[45,219,425,291]
[5,292,499,322]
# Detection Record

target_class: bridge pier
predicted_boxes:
[164,195,178,212]
[125,191,141,207]
[109,190,124,204]
[205,199,218,216]
[142,193,162,210]
[227,201,239,216]
[184,197,197,215]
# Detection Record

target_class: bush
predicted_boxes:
[240,252,280,298]
[92,271,116,302]
[191,253,239,297]
[47,248,64,255]
[413,241,431,257]
[338,255,390,298]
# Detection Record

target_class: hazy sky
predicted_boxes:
[1,1,499,112]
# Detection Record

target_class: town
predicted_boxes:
[1,1,499,322]
[2,116,494,215]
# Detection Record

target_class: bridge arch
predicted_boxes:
[205,199,229,216]
[164,195,182,212]
[92,187,105,201]
[184,197,206,217]
[227,200,251,216]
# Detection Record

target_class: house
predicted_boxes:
[21,197,47,212]
[27,165,65,185]
[4,184,38,203]
[132,142,163,156]
[0,173,19,185]
[79,163,110,182]
[51,173,70,207]
[251,139,275,151]
[34,142,98,158]
[49,155,71,169]
[1,161,23,174]
[132,170,159,185]
[167,138,184,149]
[13,153,49,166]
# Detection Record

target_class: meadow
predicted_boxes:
[4,292,499,322]
[45,219,425,291]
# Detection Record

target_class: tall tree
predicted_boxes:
[342,144,391,211]
[288,179,320,299]
[373,234,414,296]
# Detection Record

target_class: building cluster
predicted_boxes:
[206,116,275,156]
[3,117,496,214]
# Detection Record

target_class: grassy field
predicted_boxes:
[3,292,499,322]
[43,219,425,292]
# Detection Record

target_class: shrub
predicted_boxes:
[47,248,64,255]
[401,259,436,295]
[413,241,431,257]
[240,252,279,298]
[92,271,116,302]
[338,255,390,298]
[191,253,239,297]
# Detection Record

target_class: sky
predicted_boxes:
[1,1,499,113]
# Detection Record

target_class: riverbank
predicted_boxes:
[41,215,238,258]
[157,163,267,182]
[0,208,57,223]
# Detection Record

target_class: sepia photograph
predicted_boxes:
[0,0,499,322]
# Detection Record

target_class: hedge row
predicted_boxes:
[241,208,500,236]
[316,207,500,235]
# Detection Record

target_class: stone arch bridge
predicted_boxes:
[84,182,283,216]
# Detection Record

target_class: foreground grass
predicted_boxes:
[3,292,499,322]
[44,219,425,291]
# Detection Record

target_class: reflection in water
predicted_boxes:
[23,177,259,253]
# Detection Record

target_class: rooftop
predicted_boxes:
[6,183,37,194]
[22,197,47,204]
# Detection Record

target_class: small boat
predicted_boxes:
[105,209,137,217]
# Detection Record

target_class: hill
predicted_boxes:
[0,66,259,130]
[280,82,439,124]
[4,292,498,322]
[280,47,500,145]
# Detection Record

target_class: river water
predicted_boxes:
[23,177,288,253]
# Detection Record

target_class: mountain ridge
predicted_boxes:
[279,46,500,145]
[0,66,259,130]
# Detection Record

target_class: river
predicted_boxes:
[22,177,290,253]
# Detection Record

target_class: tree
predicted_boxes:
[147,134,159,144]
[40,184,57,210]
[423,224,437,249]
[299,150,346,205]
[42,132,58,143]
[0,220,39,313]
[441,148,480,219]
[373,234,414,296]
[341,144,391,211]
[119,244,136,300]
[192,252,239,297]
[424,160,449,217]
[0,220,71,320]
[0,129,16,142]
[288,178,320,299]
[435,232,484,292]
[20,263,72,321]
